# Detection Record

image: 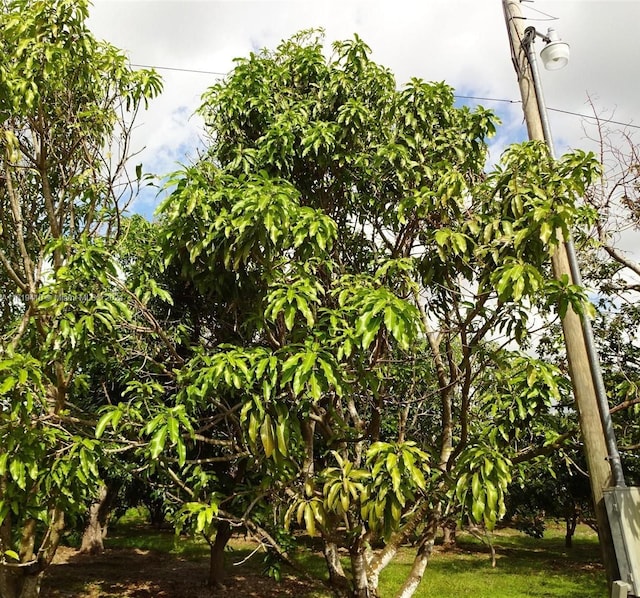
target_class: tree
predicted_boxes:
[505,446,597,548]
[0,1,161,596]
[148,31,600,597]
[519,110,640,560]
[76,212,190,554]
[579,112,640,483]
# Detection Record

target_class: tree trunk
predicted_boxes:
[441,519,457,548]
[0,566,19,598]
[350,532,374,598]
[394,515,438,598]
[147,499,166,529]
[0,569,45,598]
[322,540,350,597]
[80,482,119,554]
[0,508,64,598]
[367,500,431,588]
[80,486,107,554]
[208,521,232,589]
[18,572,43,598]
[565,505,578,549]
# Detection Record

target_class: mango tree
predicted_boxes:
[145,32,600,597]
[0,1,161,596]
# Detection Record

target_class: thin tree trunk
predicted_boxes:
[565,504,578,549]
[322,540,350,597]
[350,532,373,598]
[394,515,438,598]
[80,485,109,555]
[467,524,496,567]
[208,521,232,589]
[368,500,430,583]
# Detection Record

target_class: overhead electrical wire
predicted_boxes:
[519,2,559,22]
[131,63,640,131]
[454,94,640,131]
[132,63,227,77]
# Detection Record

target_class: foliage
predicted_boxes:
[0,1,161,595]
[538,115,640,487]
[152,30,601,598]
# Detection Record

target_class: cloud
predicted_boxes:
[88,0,640,210]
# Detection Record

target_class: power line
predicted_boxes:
[455,94,519,105]
[520,2,559,22]
[546,107,640,131]
[455,95,640,131]
[131,63,227,77]
[131,63,640,131]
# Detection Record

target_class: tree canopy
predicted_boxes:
[0,1,161,596]
[138,30,600,598]
[1,7,621,597]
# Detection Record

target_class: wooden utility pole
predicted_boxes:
[502,0,620,589]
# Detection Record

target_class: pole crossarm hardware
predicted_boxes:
[502,1,630,593]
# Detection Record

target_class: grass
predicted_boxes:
[292,524,606,597]
[61,512,607,598]
[377,526,606,597]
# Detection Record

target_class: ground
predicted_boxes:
[39,524,606,598]
[42,544,321,598]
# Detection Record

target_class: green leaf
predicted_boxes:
[260,414,275,458]
[2,550,19,561]
[176,439,187,467]
[539,221,553,244]
[485,479,498,512]
[9,460,26,490]
[95,412,113,438]
[471,491,485,523]
[167,416,179,445]
[0,377,16,394]
[471,472,481,500]
[150,425,168,460]
[304,503,316,536]
[276,419,288,456]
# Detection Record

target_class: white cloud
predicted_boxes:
[88,0,640,216]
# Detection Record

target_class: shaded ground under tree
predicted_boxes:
[41,545,320,598]
[39,527,605,598]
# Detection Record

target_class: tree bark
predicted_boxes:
[0,566,18,598]
[322,540,350,597]
[208,521,232,589]
[146,498,166,529]
[394,515,438,598]
[0,509,64,598]
[80,484,116,555]
[0,566,45,598]
[350,532,374,598]
[441,519,457,548]
[565,502,578,549]
[368,500,430,583]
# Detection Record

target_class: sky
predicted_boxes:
[87,0,640,241]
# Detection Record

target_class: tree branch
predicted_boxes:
[511,431,574,465]
[610,398,640,415]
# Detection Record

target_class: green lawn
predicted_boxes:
[377,526,606,597]
[96,516,606,598]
